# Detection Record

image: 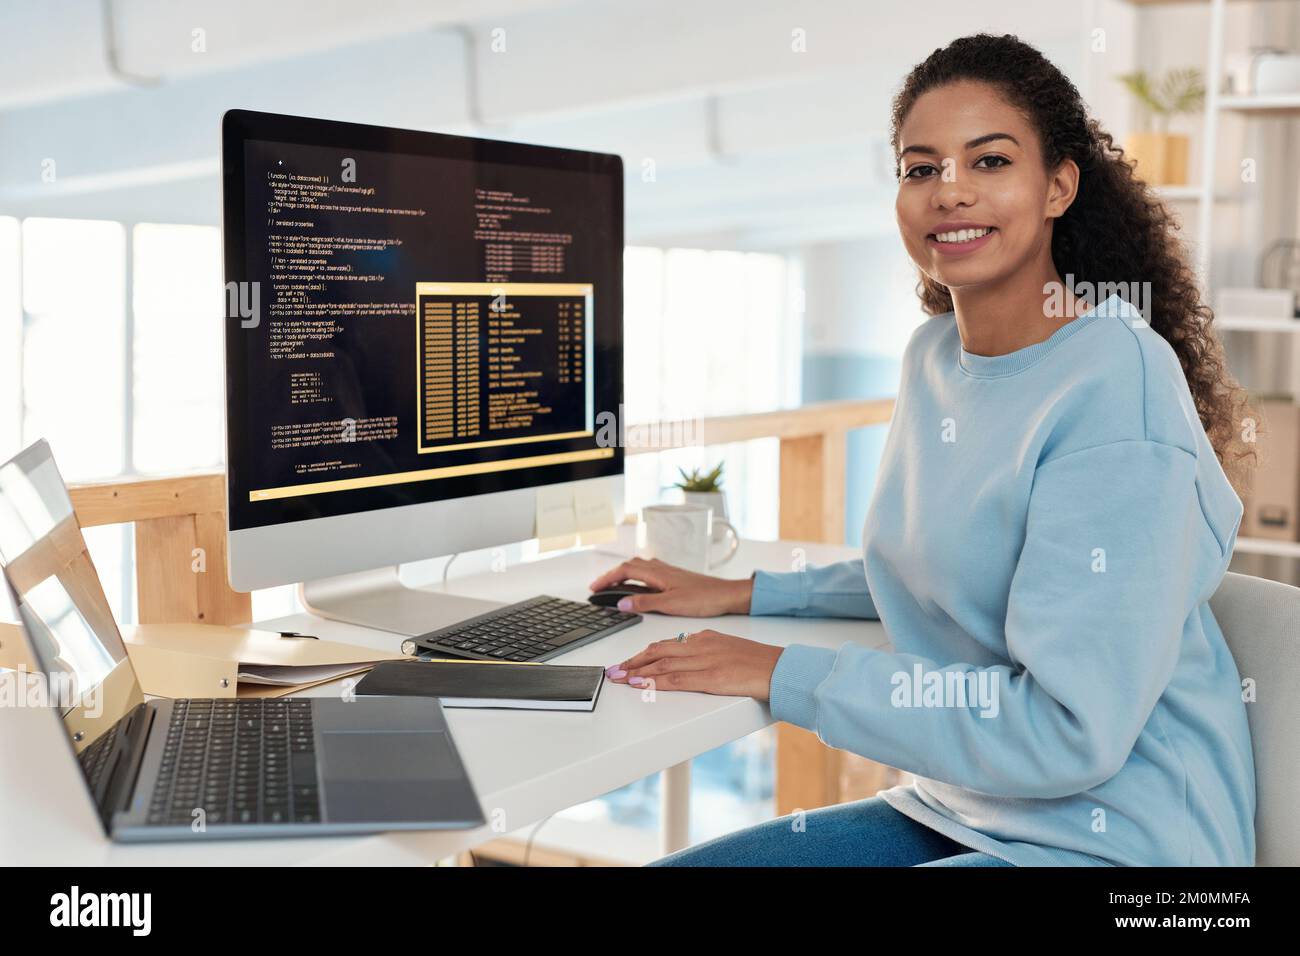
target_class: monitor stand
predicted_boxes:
[298,566,504,640]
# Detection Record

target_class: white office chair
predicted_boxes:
[1208,570,1300,867]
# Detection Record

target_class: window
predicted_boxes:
[621,246,800,538]
[132,223,225,473]
[0,218,19,459]
[20,218,126,480]
[3,219,226,479]
[6,218,130,621]
[0,218,225,625]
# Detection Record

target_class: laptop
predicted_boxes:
[0,440,485,841]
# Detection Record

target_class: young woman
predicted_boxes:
[591,33,1258,867]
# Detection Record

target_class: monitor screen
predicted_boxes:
[222,111,624,533]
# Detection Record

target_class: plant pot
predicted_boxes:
[1124,132,1190,186]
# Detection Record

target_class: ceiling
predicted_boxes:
[0,0,1139,247]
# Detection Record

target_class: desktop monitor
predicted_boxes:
[222,110,624,633]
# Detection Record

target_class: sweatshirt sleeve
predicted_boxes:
[750,558,880,620]
[768,440,1226,799]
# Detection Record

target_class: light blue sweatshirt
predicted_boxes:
[757,293,1256,867]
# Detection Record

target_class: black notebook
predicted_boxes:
[355,659,606,712]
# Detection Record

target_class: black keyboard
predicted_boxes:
[78,721,122,794]
[406,595,640,662]
[145,698,320,827]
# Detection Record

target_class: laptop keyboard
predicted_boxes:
[408,595,640,662]
[146,698,320,827]
[78,720,122,795]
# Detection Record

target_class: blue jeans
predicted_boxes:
[649,796,1015,867]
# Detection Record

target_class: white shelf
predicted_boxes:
[1218,92,1300,116]
[1215,316,1300,332]
[1142,0,1300,588]
[1235,537,1300,559]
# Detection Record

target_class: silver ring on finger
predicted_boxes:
[675,631,690,643]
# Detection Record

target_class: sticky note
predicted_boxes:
[535,486,578,552]
[575,484,617,545]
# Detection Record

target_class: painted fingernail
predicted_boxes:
[628,676,645,686]
[606,667,627,679]
[617,598,632,611]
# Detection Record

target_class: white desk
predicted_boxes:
[0,537,887,865]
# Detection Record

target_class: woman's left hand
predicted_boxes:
[606,630,785,700]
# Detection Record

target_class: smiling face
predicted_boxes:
[894,80,1076,295]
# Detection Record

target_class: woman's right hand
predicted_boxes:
[588,557,753,617]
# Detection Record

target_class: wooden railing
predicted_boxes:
[70,473,251,627]
[68,397,898,823]
[625,398,895,546]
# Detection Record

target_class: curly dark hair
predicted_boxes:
[890,33,1257,493]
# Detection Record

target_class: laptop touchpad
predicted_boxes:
[321,732,461,822]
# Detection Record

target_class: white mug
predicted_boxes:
[640,503,739,572]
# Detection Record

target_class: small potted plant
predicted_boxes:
[673,462,729,541]
[1117,68,1205,186]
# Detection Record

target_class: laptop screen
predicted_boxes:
[0,440,144,757]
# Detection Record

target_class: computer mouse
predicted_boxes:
[588,583,662,608]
